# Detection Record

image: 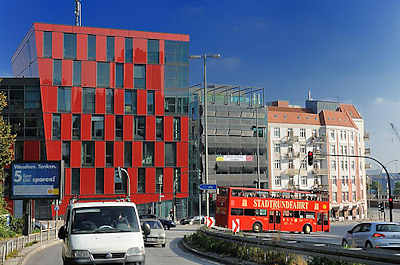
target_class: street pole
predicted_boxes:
[256,106,260,189]
[203,56,210,218]
[118,167,131,200]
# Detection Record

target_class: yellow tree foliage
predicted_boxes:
[0,92,16,183]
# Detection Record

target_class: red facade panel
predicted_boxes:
[181,117,189,142]
[61,113,72,140]
[104,168,115,194]
[52,32,63,59]
[147,65,162,90]
[109,62,115,88]
[155,90,164,115]
[70,141,82,167]
[76,34,87,60]
[95,141,105,168]
[137,90,146,115]
[164,116,173,141]
[146,116,156,140]
[123,115,133,141]
[159,40,164,65]
[64,168,71,196]
[71,87,82,113]
[42,113,52,140]
[81,61,96,87]
[146,168,156,194]
[181,168,189,194]
[154,142,164,167]
[38,58,52,85]
[134,39,147,64]
[95,88,106,114]
[127,168,137,194]
[35,30,43,58]
[24,141,40,161]
[132,142,142,167]
[96,35,107,62]
[164,168,173,194]
[62,60,73,86]
[41,86,57,113]
[124,63,133,88]
[81,168,95,195]
[81,114,92,141]
[105,115,115,141]
[115,37,124,63]
[46,140,61,160]
[114,89,124,115]
[114,141,124,167]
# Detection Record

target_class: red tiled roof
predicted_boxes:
[338,104,362,119]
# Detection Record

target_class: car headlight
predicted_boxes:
[72,250,90,258]
[160,234,166,239]
[127,246,145,256]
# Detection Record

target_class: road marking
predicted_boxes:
[286,241,297,244]
[314,244,326,247]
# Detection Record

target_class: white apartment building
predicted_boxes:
[267,100,368,220]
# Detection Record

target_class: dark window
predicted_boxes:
[115,168,127,194]
[91,115,104,140]
[88,35,96,61]
[40,141,46,160]
[125,90,137,114]
[106,142,114,167]
[164,41,189,90]
[165,142,176,166]
[107,36,115,62]
[147,91,154,115]
[82,88,95,113]
[97,62,110,87]
[25,114,43,137]
[244,209,256,216]
[73,61,81,86]
[173,168,181,193]
[52,114,61,140]
[173,117,181,141]
[82,141,95,167]
[124,142,132,167]
[116,63,124,88]
[165,97,175,114]
[143,142,154,166]
[115,115,123,140]
[43,31,52,58]
[156,168,163,193]
[138,168,145,193]
[177,98,182,114]
[64,33,76,59]
[14,141,23,161]
[106,88,114,114]
[134,65,146,89]
[125,37,133,63]
[147,39,159,64]
[62,141,70,168]
[53,59,62,85]
[96,168,104,194]
[71,168,80,195]
[72,114,81,140]
[231,208,243,216]
[134,116,145,140]
[24,87,41,110]
[183,97,189,114]
[156,117,163,141]
[58,87,71,112]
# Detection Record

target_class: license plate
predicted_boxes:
[147,238,157,242]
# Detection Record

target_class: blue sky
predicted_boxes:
[1,0,400,169]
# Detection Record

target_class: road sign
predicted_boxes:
[54,205,59,211]
[232,219,240,233]
[199,184,217,190]
[206,216,215,228]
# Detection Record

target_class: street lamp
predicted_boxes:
[117,167,131,200]
[189,54,221,218]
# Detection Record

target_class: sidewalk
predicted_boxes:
[4,239,60,265]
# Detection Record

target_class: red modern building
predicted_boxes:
[8,23,190,219]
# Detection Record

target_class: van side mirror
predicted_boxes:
[347,230,353,234]
[142,223,151,236]
[58,225,66,240]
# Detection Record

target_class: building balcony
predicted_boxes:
[365,148,371,155]
[285,135,299,143]
[312,168,329,175]
[285,151,300,159]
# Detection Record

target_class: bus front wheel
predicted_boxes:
[303,224,312,234]
[252,222,262,233]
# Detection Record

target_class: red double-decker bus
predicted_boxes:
[215,186,329,234]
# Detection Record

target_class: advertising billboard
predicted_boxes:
[216,155,254,162]
[11,161,61,199]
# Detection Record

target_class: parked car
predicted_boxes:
[342,222,400,249]
[140,219,166,247]
[179,217,191,225]
[189,216,205,225]
[159,218,176,230]
[139,214,157,220]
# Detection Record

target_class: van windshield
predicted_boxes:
[71,206,140,234]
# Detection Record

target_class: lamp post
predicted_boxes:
[189,54,221,218]
[117,167,131,200]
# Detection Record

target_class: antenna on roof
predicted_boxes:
[74,0,82,26]
[307,88,312,100]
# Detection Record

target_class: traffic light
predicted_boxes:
[307,151,314,166]
[389,197,394,210]
[378,202,384,212]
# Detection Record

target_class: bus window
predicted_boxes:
[231,208,244,216]
[283,210,291,217]
[244,209,256,216]
[291,211,300,218]
[256,209,268,216]
[231,189,241,197]
[257,191,269,198]
[302,211,315,219]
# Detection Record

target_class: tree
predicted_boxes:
[394,181,400,196]
[371,180,382,196]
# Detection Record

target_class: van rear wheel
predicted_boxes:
[303,224,312,234]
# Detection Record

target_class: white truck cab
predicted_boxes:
[58,198,150,265]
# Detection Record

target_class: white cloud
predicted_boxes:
[374,97,384,104]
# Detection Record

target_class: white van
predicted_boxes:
[58,199,150,265]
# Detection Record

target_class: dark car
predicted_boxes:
[159,219,176,230]
[179,217,192,225]
[139,214,158,220]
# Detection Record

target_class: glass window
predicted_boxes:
[138,168,146,193]
[147,91,155,115]
[62,141,70,168]
[134,116,146,141]
[116,63,124,88]
[53,59,62,86]
[82,88,95,113]
[72,114,81,140]
[107,36,115,62]
[177,98,182,114]
[97,62,110,87]
[165,97,175,114]
[231,208,243,216]
[134,65,146,89]
[106,88,114,114]
[173,117,181,141]
[143,142,154,166]
[115,115,123,140]
[64,33,76,59]
[156,117,163,141]
[115,168,127,194]
[24,87,41,110]
[73,61,81,86]
[124,142,132,167]
[58,87,71,112]
[106,142,113,167]
[91,115,104,140]
[52,114,61,140]
[95,169,104,194]
[125,37,133,63]
[88,35,96,61]
[43,31,52,58]
[71,168,80,195]
[147,39,159,64]
[183,97,189,114]
[173,168,181,193]
[155,168,163,193]
[125,90,137,114]
[165,142,176,166]
[82,141,95,167]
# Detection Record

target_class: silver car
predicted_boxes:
[140,219,166,248]
[342,222,400,249]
